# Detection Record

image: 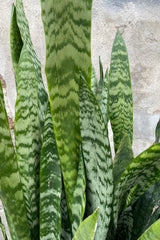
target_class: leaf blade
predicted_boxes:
[79,78,113,240]
[40,103,61,240]
[109,30,133,153]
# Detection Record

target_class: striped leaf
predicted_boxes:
[79,78,113,240]
[15,0,48,133]
[72,208,98,240]
[113,143,160,229]
[113,134,133,184]
[40,0,92,222]
[109,29,133,153]
[14,45,41,239]
[40,103,61,240]
[0,80,31,240]
[132,180,160,239]
[10,4,23,78]
[155,119,160,143]
[72,149,86,235]
[138,219,160,240]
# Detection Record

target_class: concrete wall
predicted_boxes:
[0,0,160,238]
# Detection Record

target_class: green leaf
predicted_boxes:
[113,143,160,229]
[14,45,41,239]
[79,78,113,240]
[113,134,133,184]
[155,119,160,143]
[10,4,23,78]
[40,103,61,240]
[72,209,98,240]
[138,218,160,240]
[132,180,160,239]
[72,149,86,235]
[109,29,133,153]
[0,79,31,240]
[40,0,92,222]
[15,0,48,133]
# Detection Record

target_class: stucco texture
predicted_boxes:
[0,0,160,238]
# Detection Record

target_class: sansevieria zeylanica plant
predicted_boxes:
[0,0,160,239]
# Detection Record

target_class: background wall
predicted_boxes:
[0,0,160,238]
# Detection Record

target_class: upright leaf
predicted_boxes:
[113,143,160,229]
[0,80,31,240]
[15,45,40,239]
[109,29,133,153]
[40,0,92,222]
[15,0,48,132]
[72,209,98,240]
[79,78,113,240]
[40,103,61,240]
[138,219,160,240]
[72,150,86,235]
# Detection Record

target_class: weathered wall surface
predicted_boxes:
[0,0,160,238]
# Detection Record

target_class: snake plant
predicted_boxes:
[0,0,160,239]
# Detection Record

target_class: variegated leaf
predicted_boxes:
[40,103,61,240]
[138,219,160,240]
[72,209,98,240]
[15,45,41,239]
[72,149,86,235]
[113,143,160,230]
[79,78,113,240]
[109,29,133,153]
[0,79,31,240]
[40,0,92,222]
[16,0,48,133]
